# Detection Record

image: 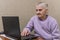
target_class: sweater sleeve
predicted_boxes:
[50,20,60,40]
[24,17,34,32]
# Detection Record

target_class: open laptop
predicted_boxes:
[2,16,38,40]
[2,16,21,40]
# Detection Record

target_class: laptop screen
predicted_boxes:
[2,16,21,38]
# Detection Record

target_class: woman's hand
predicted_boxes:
[21,28,30,36]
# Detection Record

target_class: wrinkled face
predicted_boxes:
[36,5,48,18]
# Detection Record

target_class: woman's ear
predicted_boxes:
[46,9,48,13]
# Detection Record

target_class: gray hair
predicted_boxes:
[37,2,48,9]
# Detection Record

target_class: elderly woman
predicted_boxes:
[21,2,60,40]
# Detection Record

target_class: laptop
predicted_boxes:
[2,16,21,40]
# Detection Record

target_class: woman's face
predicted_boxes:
[36,5,48,18]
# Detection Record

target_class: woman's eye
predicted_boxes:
[36,9,38,11]
[36,9,42,11]
[39,9,42,11]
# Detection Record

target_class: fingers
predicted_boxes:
[37,37,44,40]
[21,29,30,36]
[26,31,30,36]
[21,31,29,36]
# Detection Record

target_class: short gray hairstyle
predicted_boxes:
[37,2,48,9]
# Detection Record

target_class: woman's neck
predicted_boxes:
[38,15,48,21]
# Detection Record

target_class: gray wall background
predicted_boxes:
[0,0,60,32]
